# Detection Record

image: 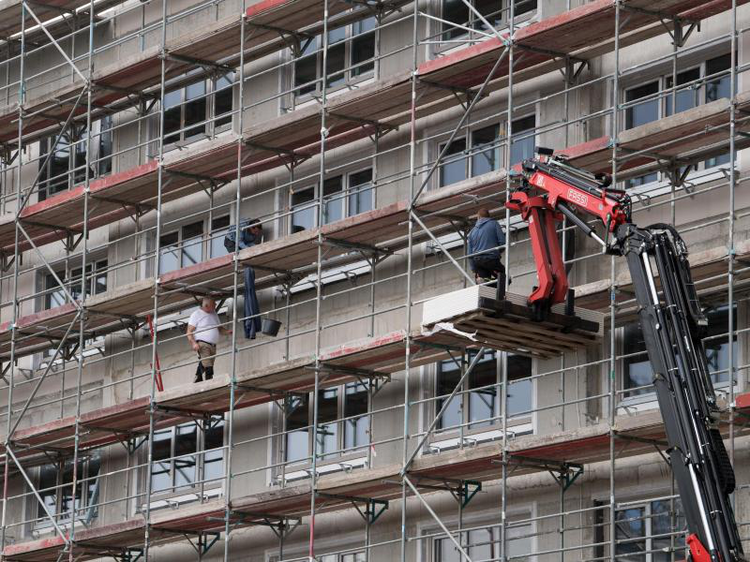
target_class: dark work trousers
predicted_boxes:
[244,265,262,339]
[471,255,507,300]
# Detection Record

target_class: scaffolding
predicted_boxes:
[0,0,748,560]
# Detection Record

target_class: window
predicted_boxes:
[38,117,113,201]
[621,304,737,399]
[151,418,224,494]
[434,523,532,561]
[435,351,532,433]
[615,499,685,561]
[438,117,534,187]
[44,259,108,310]
[159,221,204,274]
[290,169,373,233]
[284,382,370,463]
[163,73,234,145]
[210,215,231,258]
[441,0,537,41]
[292,18,376,101]
[272,551,365,562]
[623,53,733,186]
[37,456,100,527]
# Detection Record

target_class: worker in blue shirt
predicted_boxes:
[467,208,506,300]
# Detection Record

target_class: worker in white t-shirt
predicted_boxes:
[186,297,232,382]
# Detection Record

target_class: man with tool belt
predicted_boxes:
[186,297,232,382]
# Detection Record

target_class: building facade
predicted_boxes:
[0,0,749,560]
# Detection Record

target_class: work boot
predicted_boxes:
[194,363,204,383]
[204,366,214,380]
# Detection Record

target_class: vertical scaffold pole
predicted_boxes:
[608,2,622,560]
[143,0,170,559]
[400,0,421,559]
[309,0,331,557]
[0,2,26,555]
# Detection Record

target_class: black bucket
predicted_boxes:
[261,318,282,337]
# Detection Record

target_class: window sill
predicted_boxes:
[274,455,368,485]
[288,75,376,113]
[142,485,223,512]
[33,517,92,538]
[426,421,533,454]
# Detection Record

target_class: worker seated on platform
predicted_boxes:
[186,297,232,383]
[467,207,507,301]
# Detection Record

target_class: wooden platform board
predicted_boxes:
[421,286,604,357]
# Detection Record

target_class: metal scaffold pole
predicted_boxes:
[309,0,331,557]
[609,2,622,560]
[143,0,170,559]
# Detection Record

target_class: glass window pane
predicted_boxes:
[324,176,343,224]
[439,138,467,187]
[174,424,197,488]
[472,124,500,177]
[292,187,316,232]
[151,429,173,492]
[344,382,369,450]
[468,528,495,560]
[623,322,651,397]
[326,43,346,89]
[437,538,462,562]
[665,68,700,116]
[510,115,535,165]
[626,81,659,129]
[159,231,180,275]
[95,260,108,295]
[652,499,686,562]
[474,0,502,30]
[351,32,375,77]
[215,72,234,128]
[507,355,532,417]
[38,464,58,518]
[436,360,462,430]
[204,418,225,483]
[442,0,469,40]
[286,395,309,462]
[317,388,339,458]
[349,169,373,216]
[185,82,207,140]
[211,216,231,258]
[98,116,113,176]
[469,351,497,428]
[515,0,537,15]
[705,305,737,384]
[164,90,182,144]
[615,507,646,561]
[295,54,318,96]
[625,172,659,189]
[706,53,732,103]
[181,222,204,268]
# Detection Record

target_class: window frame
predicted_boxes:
[617,302,741,408]
[437,0,537,50]
[436,115,535,189]
[162,72,235,149]
[38,116,113,202]
[279,381,372,469]
[611,497,687,562]
[621,51,733,187]
[33,455,101,533]
[289,16,378,106]
[427,514,534,562]
[156,214,232,276]
[43,258,108,311]
[147,417,226,499]
[289,168,374,234]
[430,350,534,442]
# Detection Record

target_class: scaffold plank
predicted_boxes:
[420,286,603,358]
[0,0,743,257]
[5,393,749,561]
